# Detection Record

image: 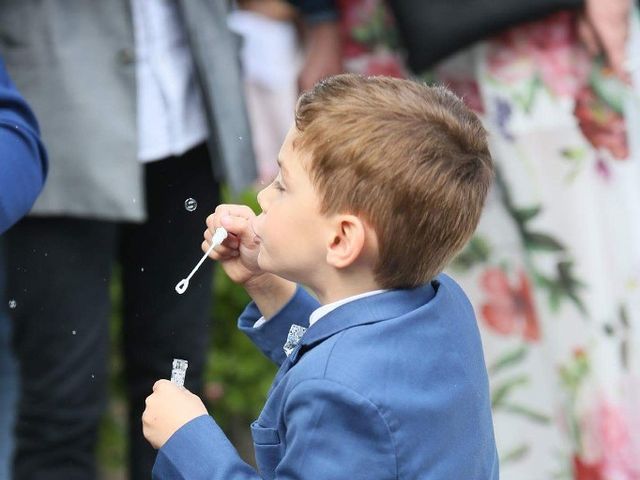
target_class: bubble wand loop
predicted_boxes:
[175,227,227,294]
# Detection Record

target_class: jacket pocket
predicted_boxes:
[250,421,282,480]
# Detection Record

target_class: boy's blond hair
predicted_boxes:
[294,74,493,289]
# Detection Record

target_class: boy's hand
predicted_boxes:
[203,204,263,286]
[142,380,208,450]
[203,203,297,319]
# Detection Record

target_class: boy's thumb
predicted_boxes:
[220,215,256,244]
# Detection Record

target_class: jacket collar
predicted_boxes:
[288,279,439,364]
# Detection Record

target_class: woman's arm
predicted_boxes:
[0,58,48,234]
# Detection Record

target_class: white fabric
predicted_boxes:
[307,289,388,326]
[227,10,301,90]
[132,0,208,162]
[228,10,302,183]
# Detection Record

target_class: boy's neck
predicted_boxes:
[310,270,383,305]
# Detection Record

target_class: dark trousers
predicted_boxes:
[6,144,219,480]
[1,239,20,480]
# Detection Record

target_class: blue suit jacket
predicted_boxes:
[0,58,47,234]
[153,274,499,479]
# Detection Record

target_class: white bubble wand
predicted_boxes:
[175,227,227,294]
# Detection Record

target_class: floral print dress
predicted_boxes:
[339,1,640,478]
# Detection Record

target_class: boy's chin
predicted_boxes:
[257,254,300,284]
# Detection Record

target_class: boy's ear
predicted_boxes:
[326,214,366,269]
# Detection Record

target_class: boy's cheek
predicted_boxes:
[256,249,268,270]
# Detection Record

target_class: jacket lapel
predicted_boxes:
[268,280,439,394]
[290,280,438,366]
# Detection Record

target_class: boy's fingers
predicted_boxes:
[204,228,239,249]
[224,236,240,249]
[206,213,216,230]
[202,240,239,259]
[214,204,256,220]
[141,409,151,426]
[202,228,239,253]
[206,205,256,243]
[207,204,255,230]
[220,215,256,244]
[152,379,171,392]
[202,240,214,256]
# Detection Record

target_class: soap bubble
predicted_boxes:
[8,299,17,309]
[72,330,77,335]
[184,198,198,212]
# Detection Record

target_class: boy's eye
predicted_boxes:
[273,180,285,192]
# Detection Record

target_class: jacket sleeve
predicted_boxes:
[153,415,259,480]
[286,0,338,23]
[152,380,397,480]
[0,58,47,234]
[238,285,319,366]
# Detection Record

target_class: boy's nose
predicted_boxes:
[256,188,267,212]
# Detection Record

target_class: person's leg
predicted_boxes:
[121,144,219,479]
[6,218,117,480]
[0,239,18,480]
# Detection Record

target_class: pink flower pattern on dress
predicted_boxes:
[486,12,590,98]
[438,76,485,113]
[578,395,640,479]
[480,268,540,342]
[573,456,604,480]
[362,52,405,78]
[574,83,629,160]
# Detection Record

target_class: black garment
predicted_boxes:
[387,0,584,72]
[7,144,219,480]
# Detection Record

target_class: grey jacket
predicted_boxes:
[0,0,256,221]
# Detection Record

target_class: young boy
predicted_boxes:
[143,74,499,479]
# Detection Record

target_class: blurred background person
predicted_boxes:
[0,55,48,480]
[229,0,303,185]
[229,0,342,185]
[0,1,340,479]
[339,0,640,478]
[0,58,48,235]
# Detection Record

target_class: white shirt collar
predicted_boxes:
[308,289,389,327]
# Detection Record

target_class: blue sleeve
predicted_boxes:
[238,285,319,366]
[286,0,338,23]
[153,415,259,480]
[0,58,48,234]
[153,381,397,479]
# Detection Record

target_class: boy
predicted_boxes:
[143,74,499,479]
